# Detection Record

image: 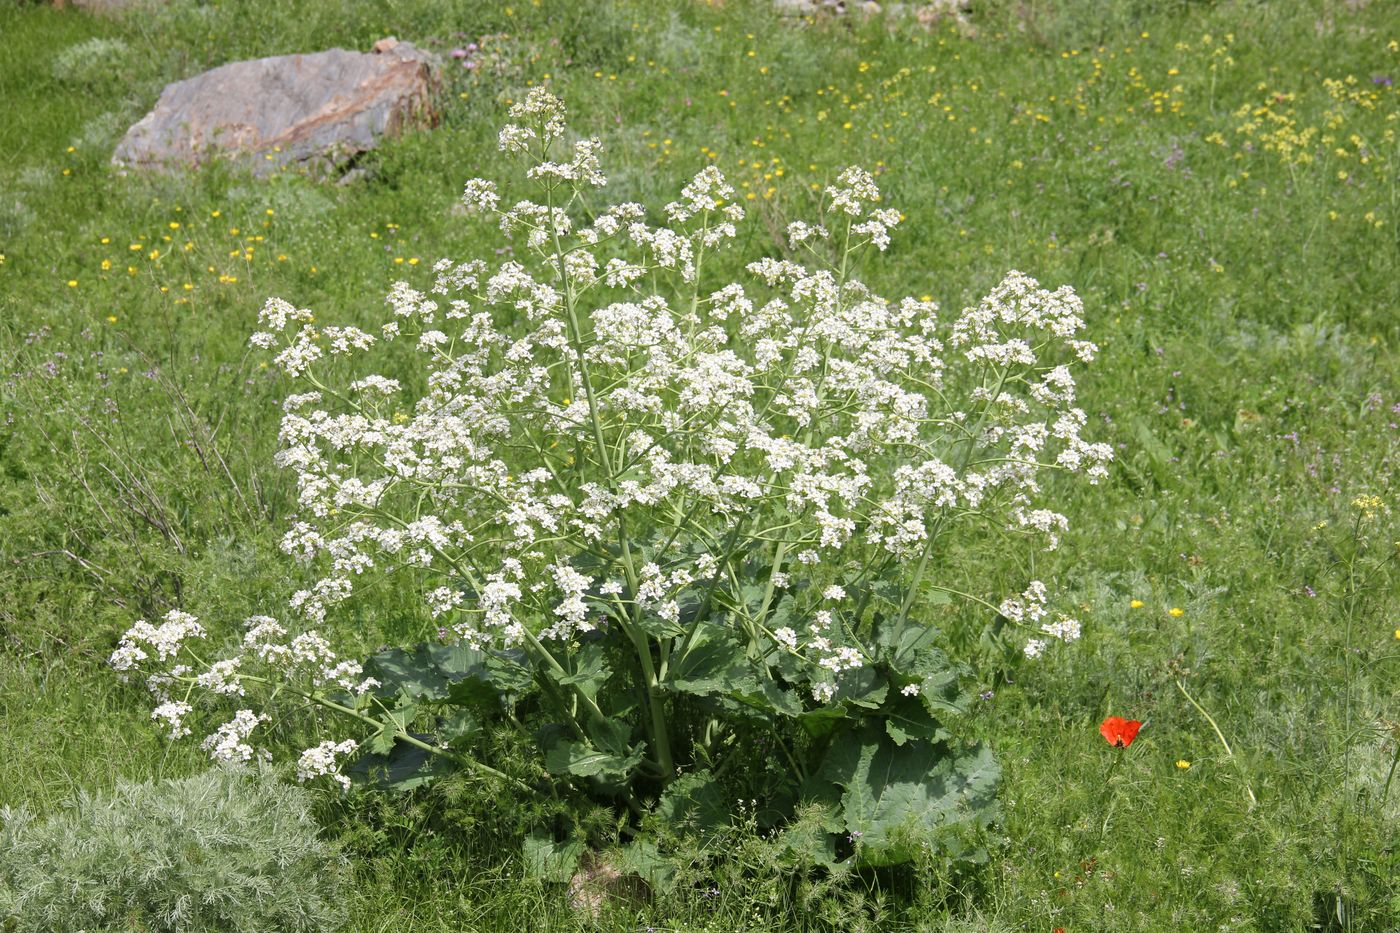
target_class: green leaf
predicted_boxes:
[364,642,504,710]
[798,704,853,739]
[615,839,677,890]
[635,614,687,638]
[1131,416,1175,488]
[655,770,729,836]
[773,809,841,869]
[558,643,611,700]
[348,733,451,791]
[522,832,585,883]
[544,739,645,780]
[833,667,888,709]
[667,626,749,696]
[483,649,535,695]
[764,593,796,630]
[883,694,946,746]
[668,624,801,720]
[365,725,398,757]
[728,677,804,718]
[875,617,951,679]
[816,724,999,867]
[584,716,634,758]
[363,647,450,701]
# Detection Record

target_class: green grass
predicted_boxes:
[2,0,1399,928]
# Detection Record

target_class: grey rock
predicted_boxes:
[113,39,438,176]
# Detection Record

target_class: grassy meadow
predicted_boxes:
[2,0,1399,928]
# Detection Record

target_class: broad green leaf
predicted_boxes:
[364,642,503,710]
[874,617,951,679]
[584,715,634,758]
[668,624,801,719]
[558,643,611,700]
[615,840,677,890]
[436,709,483,744]
[366,725,398,756]
[522,832,585,883]
[773,810,840,869]
[817,724,999,867]
[727,676,803,718]
[363,646,451,701]
[883,694,946,746]
[634,612,687,639]
[764,593,797,630]
[348,733,452,791]
[833,667,887,709]
[667,625,749,696]
[798,705,853,739]
[483,649,535,695]
[544,739,645,780]
[655,770,729,836]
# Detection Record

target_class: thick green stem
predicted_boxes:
[544,179,674,778]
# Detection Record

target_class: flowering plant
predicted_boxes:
[112,89,1110,866]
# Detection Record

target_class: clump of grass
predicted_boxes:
[0,765,346,933]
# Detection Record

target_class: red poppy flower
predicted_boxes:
[1099,716,1142,748]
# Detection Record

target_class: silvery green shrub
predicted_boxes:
[0,766,345,932]
[109,90,1111,868]
[51,38,131,88]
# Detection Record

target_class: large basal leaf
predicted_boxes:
[348,732,454,791]
[817,723,999,867]
[667,624,801,720]
[883,693,948,747]
[364,642,499,708]
[832,667,888,709]
[614,839,678,890]
[584,714,634,758]
[667,625,748,696]
[522,832,585,883]
[654,769,729,837]
[772,806,842,869]
[873,611,953,681]
[544,738,646,780]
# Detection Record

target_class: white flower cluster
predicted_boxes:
[110,609,205,672]
[1002,581,1083,658]
[201,710,269,763]
[109,609,379,774]
[295,739,359,790]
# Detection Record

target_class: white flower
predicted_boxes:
[1042,617,1082,642]
[111,610,206,671]
[201,710,267,762]
[461,178,500,212]
[296,739,360,789]
[151,700,192,740]
[195,658,245,696]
